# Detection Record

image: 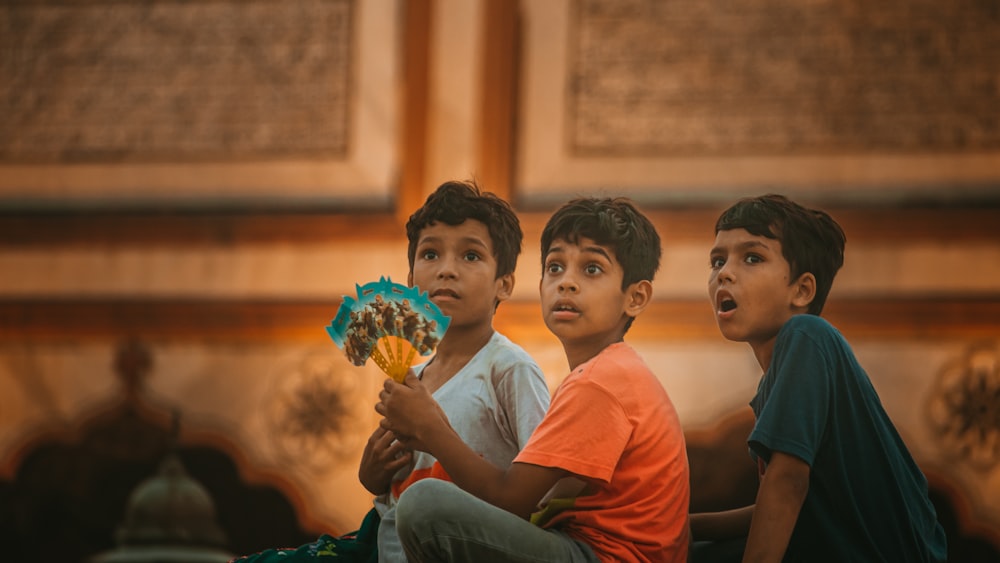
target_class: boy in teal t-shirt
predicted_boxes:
[692,194,946,562]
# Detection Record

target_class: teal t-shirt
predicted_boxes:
[749,314,947,562]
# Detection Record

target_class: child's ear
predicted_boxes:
[496,273,514,302]
[624,280,653,317]
[791,272,817,310]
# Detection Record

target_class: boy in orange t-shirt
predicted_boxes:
[377,197,690,562]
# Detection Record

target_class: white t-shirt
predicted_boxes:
[374,331,550,562]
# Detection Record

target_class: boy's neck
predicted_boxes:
[421,322,495,393]
[752,312,808,372]
[563,335,625,372]
[751,337,778,373]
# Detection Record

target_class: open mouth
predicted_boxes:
[553,303,579,313]
[720,299,737,313]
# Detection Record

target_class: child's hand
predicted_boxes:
[358,426,413,495]
[376,373,451,455]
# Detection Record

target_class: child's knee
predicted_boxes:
[395,479,454,539]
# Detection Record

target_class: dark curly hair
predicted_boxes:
[715,193,846,315]
[406,180,523,279]
[541,197,662,290]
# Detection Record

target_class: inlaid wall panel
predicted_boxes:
[516,0,1000,207]
[0,0,401,209]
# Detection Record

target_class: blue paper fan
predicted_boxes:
[326,276,450,381]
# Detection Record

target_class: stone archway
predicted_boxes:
[0,402,317,563]
[0,341,318,563]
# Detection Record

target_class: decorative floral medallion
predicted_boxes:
[928,345,1000,470]
[266,349,375,473]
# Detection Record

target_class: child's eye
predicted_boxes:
[744,254,763,264]
[584,263,603,275]
[545,262,564,275]
[463,251,482,262]
[710,256,725,269]
[420,249,438,260]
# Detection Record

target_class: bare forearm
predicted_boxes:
[421,425,536,517]
[743,453,809,563]
[690,505,754,541]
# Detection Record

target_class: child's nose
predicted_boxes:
[436,259,458,279]
[558,276,578,292]
[716,263,735,283]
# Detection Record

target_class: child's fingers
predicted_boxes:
[375,385,396,414]
[393,435,417,451]
[385,436,411,456]
[386,450,412,472]
[365,428,396,458]
[402,372,422,389]
[374,427,393,444]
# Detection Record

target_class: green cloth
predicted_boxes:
[231,508,379,563]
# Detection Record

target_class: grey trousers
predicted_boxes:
[395,479,599,563]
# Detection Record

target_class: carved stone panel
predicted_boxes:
[516,0,1000,204]
[568,0,1000,156]
[0,0,402,208]
[1,0,352,163]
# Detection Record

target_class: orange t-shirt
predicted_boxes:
[514,342,690,563]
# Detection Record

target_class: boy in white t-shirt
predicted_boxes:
[230,181,549,563]
[359,180,550,561]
